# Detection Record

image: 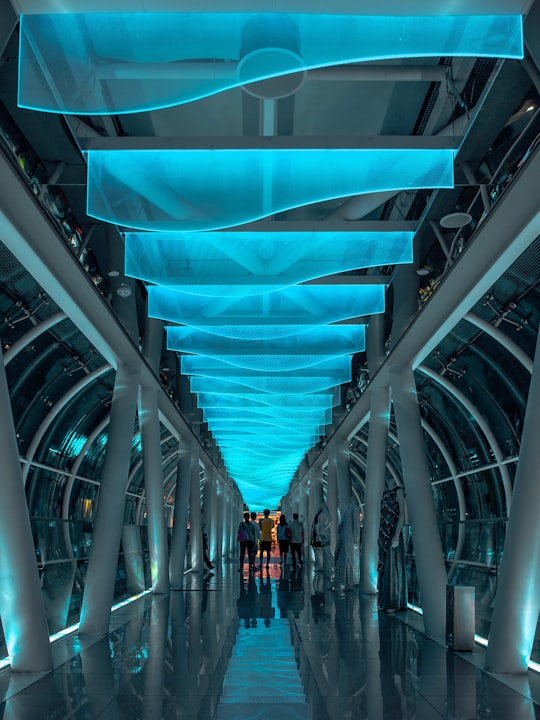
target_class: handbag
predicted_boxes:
[237,525,248,542]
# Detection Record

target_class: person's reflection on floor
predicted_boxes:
[259,569,274,627]
[277,572,293,618]
[237,574,259,629]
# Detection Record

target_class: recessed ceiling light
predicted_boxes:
[107,269,120,277]
[440,212,472,229]
[116,283,132,298]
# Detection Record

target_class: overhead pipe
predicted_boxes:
[95,61,448,83]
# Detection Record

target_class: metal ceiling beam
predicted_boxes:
[11,1,534,15]
[81,135,461,151]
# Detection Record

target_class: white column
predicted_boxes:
[325,458,338,554]
[80,362,140,636]
[190,443,203,572]
[360,384,391,594]
[169,441,192,587]
[486,325,540,673]
[140,315,169,593]
[0,345,52,671]
[390,364,447,640]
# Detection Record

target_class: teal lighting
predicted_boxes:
[190,375,345,394]
[202,407,331,424]
[211,425,318,441]
[19,13,523,115]
[148,284,385,326]
[167,325,366,354]
[125,230,412,294]
[197,393,335,410]
[181,355,352,377]
[86,147,454,231]
[198,393,332,425]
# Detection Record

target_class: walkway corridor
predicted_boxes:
[1,563,539,719]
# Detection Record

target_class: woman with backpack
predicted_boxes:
[276,514,292,567]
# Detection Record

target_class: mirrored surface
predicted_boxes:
[2,557,540,719]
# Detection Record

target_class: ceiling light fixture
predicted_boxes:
[439,212,472,229]
[116,283,132,298]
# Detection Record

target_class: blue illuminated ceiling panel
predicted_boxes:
[182,355,352,377]
[197,392,332,416]
[190,374,346,394]
[19,13,523,114]
[212,425,318,440]
[203,407,330,424]
[148,284,385,326]
[197,393,335,410]
[125,230,412,293]
[86,147,454,231]
[167,325,366,355]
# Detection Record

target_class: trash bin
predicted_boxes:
[446,585,475,651]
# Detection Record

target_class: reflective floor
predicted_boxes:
[1,560,540,719]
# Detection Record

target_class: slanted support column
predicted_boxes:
[214,476,224,560]
[390,364,447,640]
[360,384,391,594]
[224,490,234,558]
[140,315,169,594]
[334,439,351,518]
[190,443,203,572]
[308,467,323,561]
[202,464,218,561]
[139,386,169,592]
[80,362,140,636]
[299,475,309,530]
[325,457,339,554]
[486,325,540,673]
[0,345,52,672]
[169,441,192,587]
[0,1,17,58]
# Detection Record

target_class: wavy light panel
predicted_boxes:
[19,13,523,114]
[86,147,454,231]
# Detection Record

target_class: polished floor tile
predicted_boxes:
[1,562,539,719]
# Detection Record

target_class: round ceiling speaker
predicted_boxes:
[440,212,473,229]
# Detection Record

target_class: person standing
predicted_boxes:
[237,511,254,572]
[289,513,304,567]
[277,514,291,567]
[259,509,274,567]
[250,511,261,570]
